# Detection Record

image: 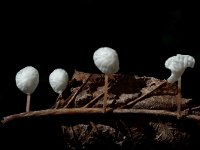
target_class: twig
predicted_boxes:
[183,105,200,113]
[64,74,93,108]
[82,74,125,108]
[122,81,167,108]
[190,106,200,111]
[51,94,63,109]
[2,108,200,124]
[82,93,104,108]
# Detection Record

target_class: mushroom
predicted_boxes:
[165,54,195,116]
[93,47,119,113]
[49,68,69,99]
[15,66,39,112]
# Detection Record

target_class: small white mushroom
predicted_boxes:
[165,54,195,84]
[15,66,39,112]
[49,68,69,98]
[93,47,119,113]
[165,54,195,117]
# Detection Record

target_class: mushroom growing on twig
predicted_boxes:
[93,47,119,113]
[15,66,39,112]
[49,68,69,100]
[165,54,195,117]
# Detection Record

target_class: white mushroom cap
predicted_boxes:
[49,68,69,94]
[16,66,39,94]
[93,47,119,74]
[165,54,195,83]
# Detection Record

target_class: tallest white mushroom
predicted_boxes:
[165,54,195,117]
[93,47,120,113]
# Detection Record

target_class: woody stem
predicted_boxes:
[177,77,182,116]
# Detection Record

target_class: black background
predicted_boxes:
[1,1,200,149]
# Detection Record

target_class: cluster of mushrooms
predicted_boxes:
[15,47,195,117]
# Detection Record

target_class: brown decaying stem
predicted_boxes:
[177,77,182,117]
[3,108,200,124]
[185,106,200,112]
[26,94,31,112]
[82,93,104,108]
[51,93,62,109]
[64,74,92,108]
[83,74,118,108]
[123,81,167,108]
[103,74,109,113]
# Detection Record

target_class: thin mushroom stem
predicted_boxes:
[177,77,182,117]
[56,93,63,104]
[103,74,109,113]
[58,93,62,100]
[26,94,31,112]
[51,93,63,109]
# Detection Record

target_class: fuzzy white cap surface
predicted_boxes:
[93,47,119,74]
[49,68,69,94]
[165,54,195,83]
[16,66,39,94]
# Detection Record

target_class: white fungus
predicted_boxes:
[49,68,69,95]
[93,47,120,113]
[15,66,39,112]
[165,54,195,117]
[165,54,195,84]
[93,47,119,74]
[16,66,39,94]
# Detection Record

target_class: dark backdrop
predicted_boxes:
[1,1,200,149]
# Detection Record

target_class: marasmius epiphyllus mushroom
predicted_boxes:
[165,54,195,117]
[15,66,39,112]
[93,47,120,113]
[49,68,69,99]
